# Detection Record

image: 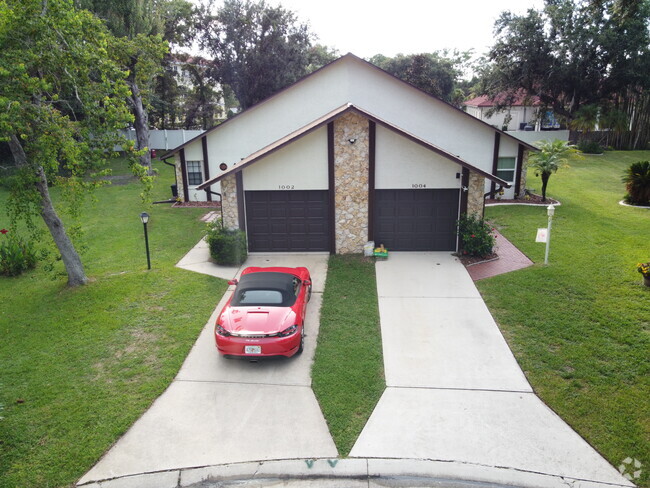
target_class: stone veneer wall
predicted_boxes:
[467,172,485,217]
[519,149,529,197]
[175,159,185,202]
[220,173,239,230]
[333,112,370,254]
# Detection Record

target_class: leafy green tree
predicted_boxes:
[369,52,469,103]
[529,140,580,202]
[481,0,650,124]
[181,58,223,129]
[198,0,317,110]
[81,0,174,173]
[0,0,133,286]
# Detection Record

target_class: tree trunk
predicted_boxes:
[8,135,88,286]
[129,80,153,174]
[541,172,550,202]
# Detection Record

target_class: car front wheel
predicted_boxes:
[297,329,305,355]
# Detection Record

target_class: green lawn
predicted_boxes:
[312,254,385,456]
[0,159,226,488]
[482,150,649,487]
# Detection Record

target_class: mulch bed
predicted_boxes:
[486,193,559,205]
[172,201,222,208]
[457,252,499,266]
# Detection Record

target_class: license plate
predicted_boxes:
[245,345,261,354]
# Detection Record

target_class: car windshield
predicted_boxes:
[235,289,284,306]
[231,272,299,307]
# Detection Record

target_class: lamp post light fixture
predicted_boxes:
[140,212,151,270]
[544,204,555,265]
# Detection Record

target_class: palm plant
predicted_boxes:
[528,140,580,202]
[622,161,650,206]
[569,104,600,135]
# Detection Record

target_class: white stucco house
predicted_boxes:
[162,54,536,254]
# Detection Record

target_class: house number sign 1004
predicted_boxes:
[278,185,295,190]
[412,183,427,188]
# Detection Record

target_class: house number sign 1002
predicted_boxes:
[278,185,295,190]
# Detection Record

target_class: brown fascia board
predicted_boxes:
[355,106,511,188]
[197,103,511,190]
[162,53,537,160]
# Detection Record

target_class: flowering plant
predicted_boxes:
[457,214,497,257]
[637,262,650,277]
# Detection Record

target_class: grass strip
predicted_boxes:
[312,254,385,456]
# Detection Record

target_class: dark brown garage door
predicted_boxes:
[245,190,330,252]
[374,189,460,251]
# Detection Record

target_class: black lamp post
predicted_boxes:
[140,212,151,270]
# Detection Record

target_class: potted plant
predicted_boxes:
[637,262,650,287]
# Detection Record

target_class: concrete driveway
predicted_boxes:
[350,252,633,488]
[78,254,337,485]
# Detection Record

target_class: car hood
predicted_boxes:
[220,306,296,335]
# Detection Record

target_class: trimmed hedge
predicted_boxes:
[206,221,248,266]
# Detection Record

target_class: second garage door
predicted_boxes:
[374,189,460,251]
[245,190,330,252]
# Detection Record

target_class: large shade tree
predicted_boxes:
[80,0,179,173]
[0,0,133,286]
[479,0,650,134]
[369,52,469,104]
[198,0,317,110]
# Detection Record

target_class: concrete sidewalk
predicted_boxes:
[78,254,336,485]
[350,252,633,488]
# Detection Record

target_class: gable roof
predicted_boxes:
[196,103,511,190]
[162,53,538,160]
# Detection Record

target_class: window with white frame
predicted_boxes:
[496,157,516,182]
[186,160,203,186]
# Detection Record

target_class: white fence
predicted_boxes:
[116,128,206,152]
[506,130,570,145]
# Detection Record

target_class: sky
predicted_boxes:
[247,0,545,59]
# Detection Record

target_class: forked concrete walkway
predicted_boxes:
[78,246,633,488]
[350,252,632,488]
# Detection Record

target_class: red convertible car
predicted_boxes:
[214,267,312,358]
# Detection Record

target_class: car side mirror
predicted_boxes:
[304,280,311,286]
[227,279,238,286]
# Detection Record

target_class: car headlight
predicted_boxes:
[277,325,298,337]
[216,324,231,337]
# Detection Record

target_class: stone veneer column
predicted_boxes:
[175,160,185,202]
[220,173,239,230]
[333,112,370,254]
[467,172,486,217]
[519,149,529,197]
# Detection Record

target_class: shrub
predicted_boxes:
[622,161,650,206]
[577,140,604,154]
[0,229,37,276]
[457,214,496,258]
[205,220,248,266]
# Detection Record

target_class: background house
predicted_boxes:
[163,54,536,253]
[464,93,545,131]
